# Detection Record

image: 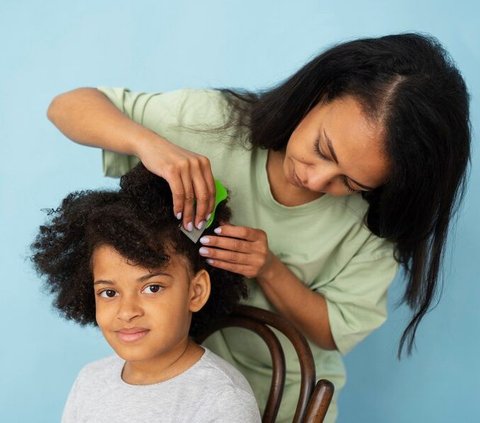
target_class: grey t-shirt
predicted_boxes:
[62,348,261,423]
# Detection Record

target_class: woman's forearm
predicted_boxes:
[199,224,337,350]
[257,254,337,350]
[48,87,217,230]
[47,87,159,156]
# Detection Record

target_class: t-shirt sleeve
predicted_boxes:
[97,87,176,178]
[211,387,262,423]
[96,87,231,178]
[314,237,398,355]
[61,370,85,423]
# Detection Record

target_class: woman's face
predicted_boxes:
[284,95,390,196]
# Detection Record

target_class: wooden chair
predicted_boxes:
[195,305,334,423]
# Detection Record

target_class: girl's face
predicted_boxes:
[92,245,208,369]
[284,95,390,197]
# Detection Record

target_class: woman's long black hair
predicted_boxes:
[220,33,471,356]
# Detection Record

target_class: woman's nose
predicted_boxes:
[116,296,143,322]
[306,164,338,192]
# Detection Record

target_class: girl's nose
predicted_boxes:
[116,296,143,322]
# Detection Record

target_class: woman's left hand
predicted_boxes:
[198,224,274,279]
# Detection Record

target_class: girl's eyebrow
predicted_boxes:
[93,272,172,286]
[323,130,375,191]
[137,271,172,282]
[93,279,114,286]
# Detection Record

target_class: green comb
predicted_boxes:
[180,179,228,243]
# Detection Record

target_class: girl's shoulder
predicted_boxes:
[199,348,253,390]
[76,355,122,384]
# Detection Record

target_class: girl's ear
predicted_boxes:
[188,269,211,312]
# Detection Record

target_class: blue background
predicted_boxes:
[1,1,478,422]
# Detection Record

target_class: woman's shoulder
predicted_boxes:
[341,193,369,219]
[168,88,233,128]
[329,194,395,257]
[169,87,227,101]
[97,86,233,129]
[317,194,369,235]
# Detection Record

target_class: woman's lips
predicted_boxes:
[291,169,304,188]
[116,328,149,343]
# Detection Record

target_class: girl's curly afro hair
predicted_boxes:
[31,163,247,337]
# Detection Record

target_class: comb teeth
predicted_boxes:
[179,179,228,243]
[179,225,205,243]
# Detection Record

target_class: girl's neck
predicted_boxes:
[121,339,204,385]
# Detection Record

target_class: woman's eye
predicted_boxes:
[342,176,357,193]
[99,289,117,298]
[143,284,163,294]
[314,140,329,161]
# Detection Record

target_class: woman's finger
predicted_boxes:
[201,158,216,220]
[213,224,265,242]
[163,167,185,221]
[190,157,215,229]
[137,138,215,228]
[199,224,273,279]
[180,170,196,231]
[199,245,248,264]
[199,235,250,254]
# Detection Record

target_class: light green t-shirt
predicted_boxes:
[98,87,398,423]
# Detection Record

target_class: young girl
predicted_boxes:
[47,33,471,422]
[31,164,261,423]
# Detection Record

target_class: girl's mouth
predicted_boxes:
[116,328,150,343]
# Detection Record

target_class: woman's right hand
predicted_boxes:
[48,88,215,230]
[135,136,216,231]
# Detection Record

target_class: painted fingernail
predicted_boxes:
[206,259,214,265]
[206,213,212,221]
[214,227,222,234]
[176,212,182,220]
[199,247,210,256]
[196,220,206,230]
[199,236,210,244]
[185,222,193,232]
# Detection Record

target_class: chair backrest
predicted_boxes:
[195,305,334,423]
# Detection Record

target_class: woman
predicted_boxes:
[47,33,470,422]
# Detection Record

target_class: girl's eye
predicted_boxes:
[99,289,117,298]
[142,284,163,294]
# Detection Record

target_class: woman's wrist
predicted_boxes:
[256,253,285,287]
[132,129,168,159]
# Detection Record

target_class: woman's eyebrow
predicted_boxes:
[324,130,339,164]
[323,130,375,191]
